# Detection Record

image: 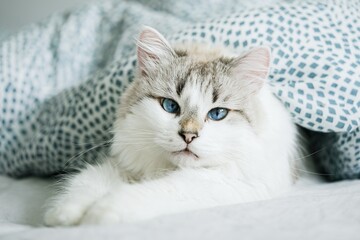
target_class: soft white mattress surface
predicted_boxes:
[0,176,359,240]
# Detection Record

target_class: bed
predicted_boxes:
[0,176,359,239]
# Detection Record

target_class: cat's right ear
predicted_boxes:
[137,26,175,76]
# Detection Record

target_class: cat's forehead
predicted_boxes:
[145,44,236,98]
[141,46,251,110]
[164,59,233,109]
[175,62,219,92]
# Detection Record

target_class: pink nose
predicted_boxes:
[178,131,198,144]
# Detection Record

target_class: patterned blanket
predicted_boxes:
[0,0,359,180]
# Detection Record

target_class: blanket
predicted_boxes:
[0,0,359,179]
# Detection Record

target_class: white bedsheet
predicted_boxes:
[0,176,359,240]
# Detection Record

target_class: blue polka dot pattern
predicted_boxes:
[0,0,359,179]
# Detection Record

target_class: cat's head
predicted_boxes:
[114,26,271,169]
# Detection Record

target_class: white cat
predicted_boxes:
[44,26,302,226]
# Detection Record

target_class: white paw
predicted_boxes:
[80,201,121,225]
[44,204,86,227]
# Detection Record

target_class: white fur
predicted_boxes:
[44,27,301,226]
[44,87,298,226]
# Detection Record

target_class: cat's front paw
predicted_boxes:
[44,204,86,227]
[80,195,147,225]
[81,207,120,225]
[80,198,122,225]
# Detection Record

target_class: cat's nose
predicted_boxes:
[178,131,198,144]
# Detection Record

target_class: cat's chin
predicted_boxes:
[169,149,200,167]
[172,149,199,159]
[169,150,220,168]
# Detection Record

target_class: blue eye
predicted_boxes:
[161,98,180,114]
[208,108,228,121]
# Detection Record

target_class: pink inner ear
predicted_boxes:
[241,46,271,79]
[137,30,160,67]
[137,31,156,75]
[137,27,175,76]
[231,46,271,93]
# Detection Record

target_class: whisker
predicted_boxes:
[64,141,111,166]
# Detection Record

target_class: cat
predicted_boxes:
[44,26,302,226]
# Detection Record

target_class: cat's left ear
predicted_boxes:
[230,46,271,93]
[137,26,176,76]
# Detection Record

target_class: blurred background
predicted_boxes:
[0,0,95,37]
